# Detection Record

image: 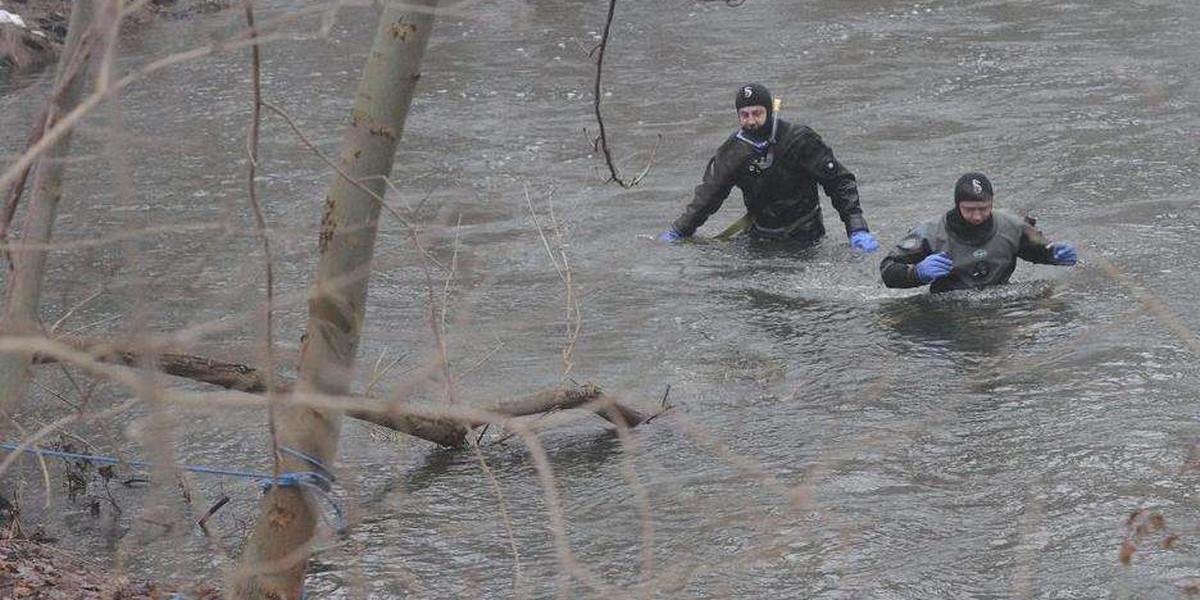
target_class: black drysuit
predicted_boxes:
[879,209,1057,293]
[671,120,869,241]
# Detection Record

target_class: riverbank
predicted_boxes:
[1,539,222,599]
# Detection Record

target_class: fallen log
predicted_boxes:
[34,339,648,447]
[485,384,646,426]
[35,345,269,392]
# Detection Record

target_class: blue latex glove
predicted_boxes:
[849,229,879,253]
[658,227,684,243]
[915,252,953,283]
[1050,242,1077,266]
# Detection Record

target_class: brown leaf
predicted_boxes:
[1149,513,1166,532]
[1119,540,1136,566]
[1127,509,1144,527]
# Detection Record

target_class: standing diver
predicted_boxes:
[880,172,1079,293]
[658,83,879,252]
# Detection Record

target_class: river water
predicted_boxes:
[2,0,1199,598]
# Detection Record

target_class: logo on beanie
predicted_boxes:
[972,179,983,195]
[743,86,754,98]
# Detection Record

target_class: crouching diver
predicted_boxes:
[880,172,1078,293]
[658,83,879,252]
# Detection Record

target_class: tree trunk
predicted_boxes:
[229,2,442,598]
[0,0,95,424]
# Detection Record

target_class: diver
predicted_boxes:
[880,172,1078,293]
[658,83,879,252]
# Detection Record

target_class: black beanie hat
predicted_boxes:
[734,83,773,113]
[954,172,994,205]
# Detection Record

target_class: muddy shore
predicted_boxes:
[1,539,223,599]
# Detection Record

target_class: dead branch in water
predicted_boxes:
[32,338,649,447]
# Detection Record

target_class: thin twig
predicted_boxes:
[456,340,504,382]
[49,289,104,335]
[242,0,282,479]
[3,417,53,511]
[489,408,560,446]
[513,427,625,599]
[52,362,89,409]
[365,349,407,397]
[547,191,581,377]
[590,0,659,188]
[29,378,79,409]
[525,185,564,282]
[527,186,581,377]
[0,397,140,478]
[435,214,463,404]
[467,437,523,593]
[641,384,674,425]
[607,412,654,598]
[259,100,446,271]
[60,314,121,338]
[48,287,104,417]
[197,495,231,537]
[1092,255,1200,355]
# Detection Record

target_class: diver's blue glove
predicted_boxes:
[849,230,879,253]
[658,227,684,243]
[1050,242,1077,266]
[915,252,953,283]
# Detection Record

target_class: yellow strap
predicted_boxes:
[713,212,751,240]
[684,213,750,244]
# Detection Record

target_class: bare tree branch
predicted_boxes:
[242,0,283,479]
[590,0,659,188]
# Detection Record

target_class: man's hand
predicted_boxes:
[915,252,953,282]
[1050,243,1077,266]
[658,227,685,243]
[849,230,879,253]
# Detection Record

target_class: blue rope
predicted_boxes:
[0,442,345,532]
[261,471,344,531]
[280,445,331,476]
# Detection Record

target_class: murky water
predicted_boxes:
[2,0,1199,598]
